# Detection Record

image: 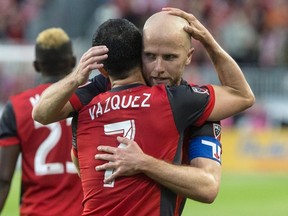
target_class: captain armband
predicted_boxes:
[188,136,222,164]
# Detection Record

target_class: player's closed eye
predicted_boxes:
[143,52,156,61]
[163,54,177,61]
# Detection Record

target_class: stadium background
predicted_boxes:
[1,0,288,215]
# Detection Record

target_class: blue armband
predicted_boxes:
[188,136,222,164]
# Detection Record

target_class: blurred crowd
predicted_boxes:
[1,0,288,127]
[1,0,288,67]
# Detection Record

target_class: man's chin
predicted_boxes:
[152,78,170,86]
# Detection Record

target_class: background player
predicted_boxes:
[0,28,83,215]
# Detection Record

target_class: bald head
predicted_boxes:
[143,11,191,49]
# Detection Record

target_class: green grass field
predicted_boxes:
[2,171,288,216]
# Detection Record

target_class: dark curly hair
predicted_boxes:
[92,19,142,79]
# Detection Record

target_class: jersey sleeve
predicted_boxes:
[167,84,215,131]
[69,74,110,111]
[188,121,222,164]
[0,101,19,146]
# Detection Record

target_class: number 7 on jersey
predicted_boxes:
[103,120,136,187]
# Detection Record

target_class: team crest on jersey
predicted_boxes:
[191,87,209,95]
[213,123,221,139]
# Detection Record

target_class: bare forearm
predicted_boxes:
[203,35,254,100]
[139,155,220,203]
[32,73,78,124]
[32,46,108,124]
[96,137,221,203]
[201,35,255,121]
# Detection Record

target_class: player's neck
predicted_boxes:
[110,69,146,88]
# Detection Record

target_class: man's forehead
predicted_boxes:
[143,29,187,49]
[143,38,187,56]
[143,11,191,48]
[144,11,188,30]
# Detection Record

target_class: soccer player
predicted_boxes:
[70,18,253,215]
[0,28,83,215]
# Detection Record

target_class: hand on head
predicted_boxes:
[162,7,211,42]
[74,46,108,86]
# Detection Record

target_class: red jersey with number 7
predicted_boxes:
[76,83,215,216]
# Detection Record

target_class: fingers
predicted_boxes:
[116,136,130,145]
[104,170,118,183]
[95,161,116,171]
[95,162,118,183]
[162,7,195,21]
[97,145,117,153]
[80,46,109,70]
[95,152,115,162]
[95,161,120,184]
[84,46,109,59]
[81,46,108,63]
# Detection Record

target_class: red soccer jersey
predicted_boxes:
[76,84,215,216]
[0,83,83,216]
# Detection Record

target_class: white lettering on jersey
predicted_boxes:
[89,93,151,120]
[142,93,151,107]
[29,94,41,107]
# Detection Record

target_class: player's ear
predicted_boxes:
[99,68,108,77]
[33,61,41,73]
[185,47,194,65]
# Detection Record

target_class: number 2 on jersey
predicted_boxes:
[33,119,76,175]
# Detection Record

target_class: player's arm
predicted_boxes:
[32,46,108,125]
[183,121,222,202]
[163,7,255,120]
[95,122,223,203]
[95,136,219,203]
[135,149,220,203]
[0,102,21,212]
[0,145,20,212]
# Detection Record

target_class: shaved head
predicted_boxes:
[143,11,191,50]
[141,11,194,87]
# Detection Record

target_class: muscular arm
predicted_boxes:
[139,154,221,203]
[32,46,108,124]
[95,136,221,203]
[163,7,255,121]
[0,145,20,212]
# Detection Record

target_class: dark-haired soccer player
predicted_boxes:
[0,28,83,215]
